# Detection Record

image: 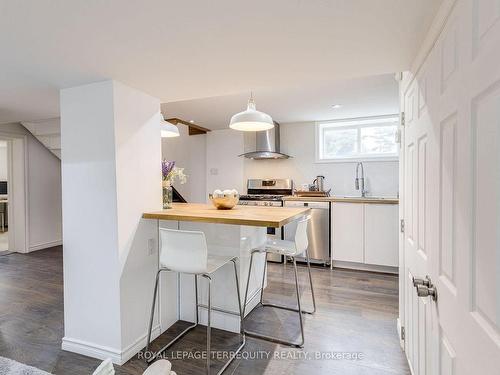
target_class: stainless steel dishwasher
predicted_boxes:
[283,200,331,265]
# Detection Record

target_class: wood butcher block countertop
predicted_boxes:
[143,203,310,228]
[282,196,399,204]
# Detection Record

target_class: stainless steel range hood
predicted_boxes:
[239,123,291,159]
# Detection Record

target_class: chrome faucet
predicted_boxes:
[355,162,367,197]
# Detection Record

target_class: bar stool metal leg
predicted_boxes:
[146,268,164,359]
[199,264,245,375]
[304,248,317,314]
[145,271,198,364]
[195,274,199,323]
[258,250,316,315]
[292,257,305,347]
[201,274,212,374]
[242,251,306,348]
[259,252,268,305]
[242,250,258,318]
[231,259,244,324]
[212,259,246,374]
[146,259,246,374]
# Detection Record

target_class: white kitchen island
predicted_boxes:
[143,203,310,336]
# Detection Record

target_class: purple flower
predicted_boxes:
[162,160,175,179]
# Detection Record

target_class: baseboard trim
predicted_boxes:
[29,239,62,252]
[62,337,122,364]
[121,325,161,365]
[332,261,398,274]
[62,325,161,366]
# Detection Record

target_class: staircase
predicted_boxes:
[21,118,61,159]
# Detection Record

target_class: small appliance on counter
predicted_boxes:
[313,175,325,191]
[294,175,331,197]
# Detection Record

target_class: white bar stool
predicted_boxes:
[146,228,246,375]
[242,215,316,348]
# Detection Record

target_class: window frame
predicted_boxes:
[315,114,400,163]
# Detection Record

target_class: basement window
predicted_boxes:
[316,115,399,162]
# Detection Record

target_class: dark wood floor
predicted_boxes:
[0,247,409,374]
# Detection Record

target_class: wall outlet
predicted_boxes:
[147,238,155,255]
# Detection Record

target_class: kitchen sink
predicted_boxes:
[338,196,396,200]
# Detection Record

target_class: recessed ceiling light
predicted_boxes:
[331,104,342,109]
[189,120,195,123]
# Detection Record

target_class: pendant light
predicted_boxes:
[160,113,180,138]
[229,93,274,132]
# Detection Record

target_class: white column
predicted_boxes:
[60,80,162,364]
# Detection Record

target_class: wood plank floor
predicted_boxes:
[0,247,409,374]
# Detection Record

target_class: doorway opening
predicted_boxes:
[0,132,28,254]
[0,139,8,254]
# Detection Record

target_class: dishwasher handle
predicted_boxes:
[284,200,330,209]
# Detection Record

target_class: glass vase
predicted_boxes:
[162,182,173,209]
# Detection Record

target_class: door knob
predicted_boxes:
[412,275,431,288]
[416,284,438,301]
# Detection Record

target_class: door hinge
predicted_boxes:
[401,112,405,127]
[400,219,405,233]
[401,326,405,341]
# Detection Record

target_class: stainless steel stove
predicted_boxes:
[238,179,294,262]
[238,179,293,207]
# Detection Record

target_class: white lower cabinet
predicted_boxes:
[331,203,364,263]
[364,204,399,267]
[332,202,399,269]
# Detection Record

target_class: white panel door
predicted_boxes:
[402,0,500,374]
[331,202,364,263]
[403,63,436,375]
[364,204,399,267]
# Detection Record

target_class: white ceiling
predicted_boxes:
[162,74,399,129]
[0,0,441,125]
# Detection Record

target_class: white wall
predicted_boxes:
[163,122,398,197]
[244,122,399,197]
[162,128,245,202]
[61,80,123,353]
[113,81,162,355]
[206,129,245,196]
[60,80,162,364]
[27,134,63,249]
[162,125,206,202]
[0,122,62,252]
